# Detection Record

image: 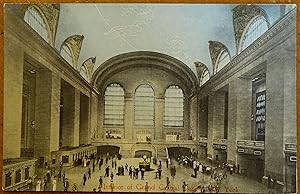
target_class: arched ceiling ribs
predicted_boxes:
[208,41,231,75]
[19,4,60,46]
[194,61,210,86]
[61,35,84,69]
[81,57,97,82]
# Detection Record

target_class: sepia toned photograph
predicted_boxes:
[2,3,297,193]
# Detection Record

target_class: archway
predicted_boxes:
[135,150,152,158]
[168,147,191,159]
[97,145,120,156]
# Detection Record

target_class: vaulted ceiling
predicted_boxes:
[55,4,281,76]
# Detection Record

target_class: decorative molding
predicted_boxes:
[63,35,85,69]
[81,57,96,82]
[232,5,270,53]
[20,4,60,47]
[208,41,230,74]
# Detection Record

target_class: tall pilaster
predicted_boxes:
[3,33,24,159]
[124,92,134,140]
[61,84,80,147]
[227,78,252,165]
[154,94,164,140]
[35,70,61,161]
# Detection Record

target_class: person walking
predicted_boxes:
[83,174,87,186]
[145,182,149,192]
[141,168,145,180]
[165,177,170,190]
[64,178,69,192]
[182,181,188,193]
[52,176,57,191]
[98,176,103,191]
[166,160,169,168]
[36,178,41,191]
[105,166,110,177]
[110,172,114,181]
[88,167,92,179]
[158,168,162,179]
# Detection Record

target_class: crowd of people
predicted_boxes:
[27,150,252,193]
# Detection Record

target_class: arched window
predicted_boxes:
[164,86,184,127]
[134,84,154,126]
[60,44,73,66]
[104,84,125,126]
[216,50,230,73]
[240,16,268,52]
[80,65,88,80]
[200,69,209,86]
[24,6,50,43]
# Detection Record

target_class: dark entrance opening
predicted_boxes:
[97,145,120,156]
[168,147,191,159]
[135,150,152,158]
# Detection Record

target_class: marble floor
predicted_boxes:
[34,157,270,193]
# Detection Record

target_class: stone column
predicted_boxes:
[154,94,164,140]
[199,96,209,137]
[124,92,134,140]
[35,70,61,162]
[212,91,225,139]
[206,94,214,160]
[90,91,98,140]
[190,95,198,140]
[3,33,24,159]
[97,94,104,139]
[61,84,80,147]
[264,39,296,184]
[80,93,90,145]
[227,78,252,165]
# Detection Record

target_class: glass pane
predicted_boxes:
[24,6,50,43]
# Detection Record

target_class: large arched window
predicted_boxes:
[200,69,210,86]
[216,50,230,73]
[134,84,154,126]
[164,85,184,127]
[104,84,125,126]
[60,44,73,66]
[24,6,50,43]
[240,16,268,52]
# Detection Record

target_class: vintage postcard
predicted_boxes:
[2,3,297,193]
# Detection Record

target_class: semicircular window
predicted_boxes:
[216,50,230,73]
[24,6,50,43]
[240,16,268,52]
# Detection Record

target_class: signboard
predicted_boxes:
[256,91,266,141]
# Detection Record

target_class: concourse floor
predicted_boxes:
[35,158,269,193]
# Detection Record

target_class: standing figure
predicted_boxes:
[64,178,69,192]
[88,168,91,179]
[83,174,87,186]
[98,176,103,191]
[36,178,41,191]
[165,177,170,190]
[145,182,149,192]
[52,176,57,191]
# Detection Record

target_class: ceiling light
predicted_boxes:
[28,69,36,74]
